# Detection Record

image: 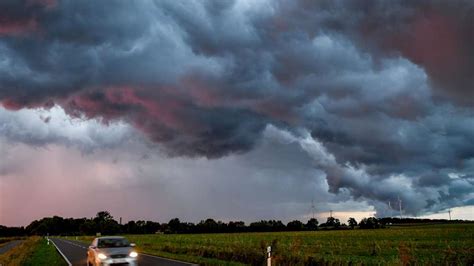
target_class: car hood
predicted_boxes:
[97,246,134,256]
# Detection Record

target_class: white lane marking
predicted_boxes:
[58,239,87,249]
[50,238,73,266]
[140,253,198,266]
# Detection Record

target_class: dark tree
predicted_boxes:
[80,220,96,235]
[228,221,246,232]
[94,211,114,223]
[324,217,341,228]
[348,217,357,229]
[197,219,219,233]
[359,217,380,229]
[0,225,26,237]
[168,218,181,233]
[5,212,469,237]
[305,218,319,230]
[93,211,120,234]
[249,220,285,232]
[143,221,161,234]
[287,220,304,231]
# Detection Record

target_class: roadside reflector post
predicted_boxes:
[267,246,272,266]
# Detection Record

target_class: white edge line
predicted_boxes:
[140,253,198,266]
[49,238,73,266]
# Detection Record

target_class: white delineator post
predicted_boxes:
[267,246,272,266]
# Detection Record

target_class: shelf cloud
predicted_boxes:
[1,0,473,222]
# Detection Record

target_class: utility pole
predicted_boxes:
[387,201,392,218]
[398,196,403,219]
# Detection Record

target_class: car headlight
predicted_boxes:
[129,251,138,258]
[98,253,107,260]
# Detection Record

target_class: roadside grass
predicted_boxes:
[0,237,66,266]
[23,238,67,266]
[71,223,474,265]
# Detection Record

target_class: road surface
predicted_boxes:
[0,240,23,255]
[50,238,197,266]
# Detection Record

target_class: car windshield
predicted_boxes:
[97,238,130,248]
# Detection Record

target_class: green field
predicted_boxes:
[72,223,474,265]
[0,237,66,266]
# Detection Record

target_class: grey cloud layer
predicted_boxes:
[0,0,473,216]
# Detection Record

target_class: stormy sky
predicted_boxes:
[1,0,473,226]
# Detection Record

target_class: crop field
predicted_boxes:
[72,223,474,265]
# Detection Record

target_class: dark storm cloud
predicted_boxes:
[0,0,473,215]
[315,0,474,105]
[0,0,55,35]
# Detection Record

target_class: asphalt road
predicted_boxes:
[50,238,197,266]
[0,240,23,255]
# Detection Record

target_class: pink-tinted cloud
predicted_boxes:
[0,0,56,36]
[1,99,25,110]
[27,0,57,9]
[373,6,474,104]
[0,18,37,35]
[66,87,197,136]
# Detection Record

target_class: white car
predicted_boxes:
[87,236,138,266]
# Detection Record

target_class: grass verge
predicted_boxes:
[23,238,67,266]
[0,237,67,266]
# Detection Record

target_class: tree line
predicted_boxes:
[0,211,469,237]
